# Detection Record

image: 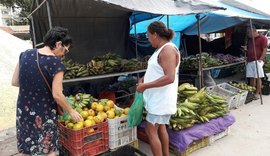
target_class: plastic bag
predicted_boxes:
[58,97,71,121]
[127,91,144,127]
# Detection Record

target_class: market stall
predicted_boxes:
[29,0,224,155]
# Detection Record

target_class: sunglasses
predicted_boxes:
[62,45,70,54]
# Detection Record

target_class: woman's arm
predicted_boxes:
[11,63,19,87]
[52,71,82,122]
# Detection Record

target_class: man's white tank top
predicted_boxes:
[143,42,180,115]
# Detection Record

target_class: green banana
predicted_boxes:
[183,90,198,95]
[210,94,225,100]
[178,83,191,91]
[185,86,198,91]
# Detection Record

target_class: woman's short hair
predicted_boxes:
[147,21,175,40]
[43,26,72,50]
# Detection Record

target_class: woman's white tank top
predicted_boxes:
[143,42,180,115]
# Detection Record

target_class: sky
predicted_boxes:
[236,0,270,14]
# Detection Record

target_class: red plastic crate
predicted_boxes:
[58,120,109,156]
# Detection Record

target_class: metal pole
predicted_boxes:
[30,16,37,47]
[249,19,263,105]
[35,0,39,7]
[196,14,203,89]
[134,15,138,59]
[46,0,52,29]
[167,15,169,28]
[27,0,47,19]
[134,15,140,80]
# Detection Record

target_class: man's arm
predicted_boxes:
[259,37,268,60]
[259,48,267,61]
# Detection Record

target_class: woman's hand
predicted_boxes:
[69,109,83,122]
[136,83,146,92]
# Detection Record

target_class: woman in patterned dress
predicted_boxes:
[11,27,82,156]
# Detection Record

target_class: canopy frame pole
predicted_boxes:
[167,15,169,28]
[27,0,46,18]
[134,15,138,59]
[46,0,52,29]
[133,15,140,80]
[30,16,37,47]
[35,0,39,7]
[249,19,263,105]
[196,14,203,89]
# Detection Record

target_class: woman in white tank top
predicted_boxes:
[137,21,180,156]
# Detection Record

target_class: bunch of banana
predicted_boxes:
[169,99,200,131]
[68,93,94,109]
[178,83,198,102]
[197,92,228,123]
[228,81,256,92]
[263,61,270,73]
[86,53,122,75]
[63,59,89,79]
[87,60,107,75]
[119,58,143,72]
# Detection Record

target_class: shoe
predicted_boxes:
[253,96,259,100]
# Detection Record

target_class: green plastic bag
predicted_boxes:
[58,97,71,121]
[127,91,144,127]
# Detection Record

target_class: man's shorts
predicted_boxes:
[146,113,171,125]
[246,61,264,78]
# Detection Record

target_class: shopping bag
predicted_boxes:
[127,91,144,127]
[58,97,71,121]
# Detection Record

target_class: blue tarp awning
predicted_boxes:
[130,0,270,35]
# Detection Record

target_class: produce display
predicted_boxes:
[181,52,245,69]
[263,60,270,73]
[63,53,147,79]
[213,53,245,64]
[228,81,256,92]
[62,93,129,131]
[169,83,229,131]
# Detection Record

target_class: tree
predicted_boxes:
[0,0,33,25]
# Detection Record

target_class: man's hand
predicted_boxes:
[241,46,247,51]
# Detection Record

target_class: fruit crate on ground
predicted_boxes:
[206,85,238,110]
[245,91,254,104]
[108,116,137,149]
[169,137,209,156]
[209,126,230,145]
[216,83,248,108]
[228,81,255,104]
[98,142,147,156]
[58,120,109,156]
[108,114,137,149]
[262,80,270,95]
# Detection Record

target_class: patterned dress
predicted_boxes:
[16,49,65,155]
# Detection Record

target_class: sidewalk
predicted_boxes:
[0,127,19,156]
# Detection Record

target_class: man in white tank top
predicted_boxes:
[137,21,180,156]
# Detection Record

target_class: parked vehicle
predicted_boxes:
[257,29,270,49]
